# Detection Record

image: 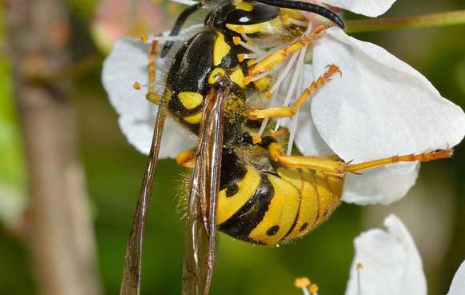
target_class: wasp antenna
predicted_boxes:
[253,0,345,29]
[161,2,204,58]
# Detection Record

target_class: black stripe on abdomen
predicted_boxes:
[218,173,274,244]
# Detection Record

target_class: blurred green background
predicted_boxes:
[1,0,465,294]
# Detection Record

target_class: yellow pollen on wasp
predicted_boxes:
[139,35,149,42]
[294,277,311,289]
[266,91,273,99]
[133,81,142,90]
[309,284,319,294]
[233,36,241,45]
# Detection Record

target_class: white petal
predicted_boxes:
[312,28,465,163]
[310,28,465,203]
[345,215,426,295]
[169,0,197,5]
[343,163,419,205]
[102,38,154,118]
[119,115,196,158]
[102,38,195,157]
[294,111,334,156]
[321,0,396,17]
[448,261,465,295]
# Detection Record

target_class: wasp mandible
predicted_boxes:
[117,1,453,295]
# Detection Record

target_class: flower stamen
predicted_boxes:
[295,277,311,295]
[356,262,363,295]
[132,81,156,91]
[133,81,142,90]
[309,283,319,295]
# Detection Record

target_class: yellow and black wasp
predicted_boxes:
[119,1,453,294]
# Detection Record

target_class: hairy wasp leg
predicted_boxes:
[145,40,162,105]
[243,25,326,85]
[176,148,196,168]
[346,148,454,173]
[246,64,341,120]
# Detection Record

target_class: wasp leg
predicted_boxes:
[265,141,346,176]
[346,148,454,173]
[176,148,196,168]
[246,64,341,120]
[263,137,453,176]
[145,41,162,105]
[243,25,326,85]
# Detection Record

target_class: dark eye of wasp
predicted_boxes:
[226,3,280,25]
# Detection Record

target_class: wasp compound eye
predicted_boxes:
[226,3,280,25]
[253,0,345,29]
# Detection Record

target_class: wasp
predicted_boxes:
[118,1,453,294]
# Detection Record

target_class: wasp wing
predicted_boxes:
[119,101,167,295]
[182,84,230,295]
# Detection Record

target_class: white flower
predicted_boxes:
[297,215,465,295]
[344,215,465,295]
[448,260,465,295]
[277,0,465,205]
[102,0,465,205]
[345,215,426,295]
[102,38,196,158]
[320,0,395,17]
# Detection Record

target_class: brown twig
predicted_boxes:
[5,0,101,295]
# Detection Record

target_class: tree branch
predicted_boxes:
[5,0,101,294]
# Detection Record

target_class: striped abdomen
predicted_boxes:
[218,151,344,245]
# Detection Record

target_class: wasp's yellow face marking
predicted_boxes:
[213,32,231,66]
[208,68,226,85]
[178,92,203,110]
[183,112,202,124]
[217,165,260,225]
[226,17,283,35]
[236,2,253,11]
[230,67,246,89]
[248,174,299,245]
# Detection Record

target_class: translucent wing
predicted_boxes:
[182,84,230,295]
[119,94,167,295]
